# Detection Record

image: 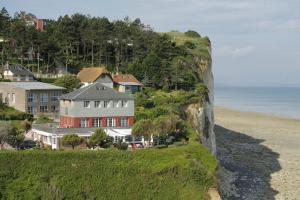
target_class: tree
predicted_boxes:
[20,120,31,133]
[142,52,162,88]
[6,127,25,149]
[132,119,154,137]
[0,123,9,149]
[54,74,81,92]
[61,134,82,150]
[88,128,107,148]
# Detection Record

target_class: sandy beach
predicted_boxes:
[214,106,300,200]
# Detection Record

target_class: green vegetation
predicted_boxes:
[133,87,209,144]
[165,31,211,60]
[0,143,217,199]
[88,128,109,148]
[54,74,81,92]
[35,114,53,124]
[61,134,84,150]
[0,8,210,90]
[3,126,25,149]
[185,30,201,38]
[0,103,33,121]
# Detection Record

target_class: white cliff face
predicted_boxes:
[186,48,216,155]
[199,58,216,156]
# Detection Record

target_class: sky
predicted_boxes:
[2,0,300,87]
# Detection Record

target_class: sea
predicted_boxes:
[215,87,300,120]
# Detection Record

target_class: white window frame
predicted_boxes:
[107,118,116,127]
[93,118,102,127]
[84,101,90,108]
[80,118,88,128]
[120,117,128,127]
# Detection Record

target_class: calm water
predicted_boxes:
[215,87,300,119]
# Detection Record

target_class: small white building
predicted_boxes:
[30,123,132,149]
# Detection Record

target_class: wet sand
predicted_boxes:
[214,106,300,200]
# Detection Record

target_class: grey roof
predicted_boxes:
[60,82,134,101]
[6,64,34,76]
[0,82,65,90]
[32,123,129,136]
[32,123,96,135]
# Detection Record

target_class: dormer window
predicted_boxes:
[94,101,101,108]
[104,100,110,108]
[84,101,90,108]
[121,100,128,108]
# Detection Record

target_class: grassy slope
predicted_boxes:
[164,31,211,60]
[0,141,217,200]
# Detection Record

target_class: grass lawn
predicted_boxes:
[0,142,217,200]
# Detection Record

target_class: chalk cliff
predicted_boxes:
[166,31,216,155]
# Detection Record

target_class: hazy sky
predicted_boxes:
[2,0,300,86]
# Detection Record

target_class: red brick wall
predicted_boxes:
[128,117,134,126]
[59,116,133,128]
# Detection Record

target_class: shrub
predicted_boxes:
[61,134,83,150]
[184,41,196,49]
[35,114,53,124]
[88,128,108,148]
[117,142,128,150]
[54,74,81,92]
[20,120,32,133]
[185,30,201,38]
[0,103,33,121]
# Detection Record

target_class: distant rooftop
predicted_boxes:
[113,74,142,85]
[60,82,134,101]
[5,63,34,76]
[77,67,110,83]
[0,82,65,90]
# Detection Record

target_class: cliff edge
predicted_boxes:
[166,31,216,155]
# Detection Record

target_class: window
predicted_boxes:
[93,118,102,127]
[11,93,15,103]
[107,118,116,127]
[80,118,88,128]
[51,91,60,101]
[27,106,33,113]
[40,106,48,113]
[6,93,10,102]
[84,101,90,108]
[40,93,48,103]
[113,101,119,108]
[121,100,128,108]
[51,105,57,112]
[104,100,109,108]
[94,101,101,108]
[120,117,128,127]
[27,93,34,102]
[27,106,36,114]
